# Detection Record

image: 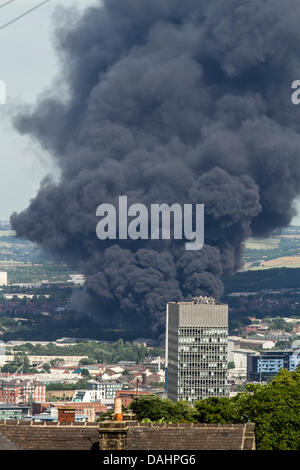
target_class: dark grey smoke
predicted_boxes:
[10,0,300,335]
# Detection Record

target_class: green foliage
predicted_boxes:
[0,317,16,327]
[12,340,163,365]
[241,369,300,449]
[80,368,91,378]
[5,264,71,284]
[228,361,235,369]
[98,410,114,422]
[79,357,96,365]
[243,236,300,266]
[50,358,65,366]
[1,353,37,374]
[222,267,300,294]
[196,371,300,449]
[148,381,165,389]
[142,417,169,423]
[267,316,293,332]
[129,395,194,423]
[46,378,88,391]
[275,340,293,350]
[131,370,300,449]
[234,384,247,392]
[193,397,245,424]
[42,362,51,373]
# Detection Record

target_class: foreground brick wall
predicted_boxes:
[0,420,256,450]
[126,423,255,450]
[99,422,256,450]
[0,421,99,450]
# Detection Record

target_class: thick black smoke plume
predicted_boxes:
[11,0,300,336]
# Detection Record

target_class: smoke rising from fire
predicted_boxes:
[10,0,300,335]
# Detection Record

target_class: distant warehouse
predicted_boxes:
[247,349,300,381]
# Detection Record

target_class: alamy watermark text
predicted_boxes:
[96,196,204,251]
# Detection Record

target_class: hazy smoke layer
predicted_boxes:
[11,0,300,335]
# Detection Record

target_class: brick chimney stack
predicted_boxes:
[114,397,123,422]
[58,407,75,424]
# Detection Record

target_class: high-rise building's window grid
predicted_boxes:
[257,358,284,373]
[289,354,300,371]
[177,326,228,402]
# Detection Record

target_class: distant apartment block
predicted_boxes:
[166,297,229,403]
[86,381,122,400]
[0,404,30,420]
[0,380,46,404]
[247,349,300,381]
[72,390,104,403]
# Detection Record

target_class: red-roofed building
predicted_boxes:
[32,401,107,419]
[116,390,152,408]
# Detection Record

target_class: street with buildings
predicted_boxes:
[0,292,298,424]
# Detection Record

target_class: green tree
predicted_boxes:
[46,378,88,391]
[241,369,300,449]
[148,382,165,389]
[195,369,300,450]
[42,362,51,373]
[1,353,35,373]
[193,396,244,424]
[269,317,293,333]
[130,395,194,423]
[50,358,65,366]
[79,357,96,365]
[130,370,300,450]
[81,368,91,378]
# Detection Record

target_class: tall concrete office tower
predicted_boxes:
[165,297,229,403]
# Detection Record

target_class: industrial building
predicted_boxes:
[0,404,30,420]
[247,349,300,381]
[166,296,229,403]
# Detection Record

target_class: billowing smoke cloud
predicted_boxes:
[10,0,300,336]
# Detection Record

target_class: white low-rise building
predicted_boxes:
[68,274,85,285]
[0,272,7,285]
[262,341,276,349]
[229,348,259,378]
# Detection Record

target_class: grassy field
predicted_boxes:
[0,264,72,283]
[254,256,300,269]
[222,267,300,293]
[0,230,15,237]
[244,237,280,250]
[243,230,300,269]
[278,235,300,239]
